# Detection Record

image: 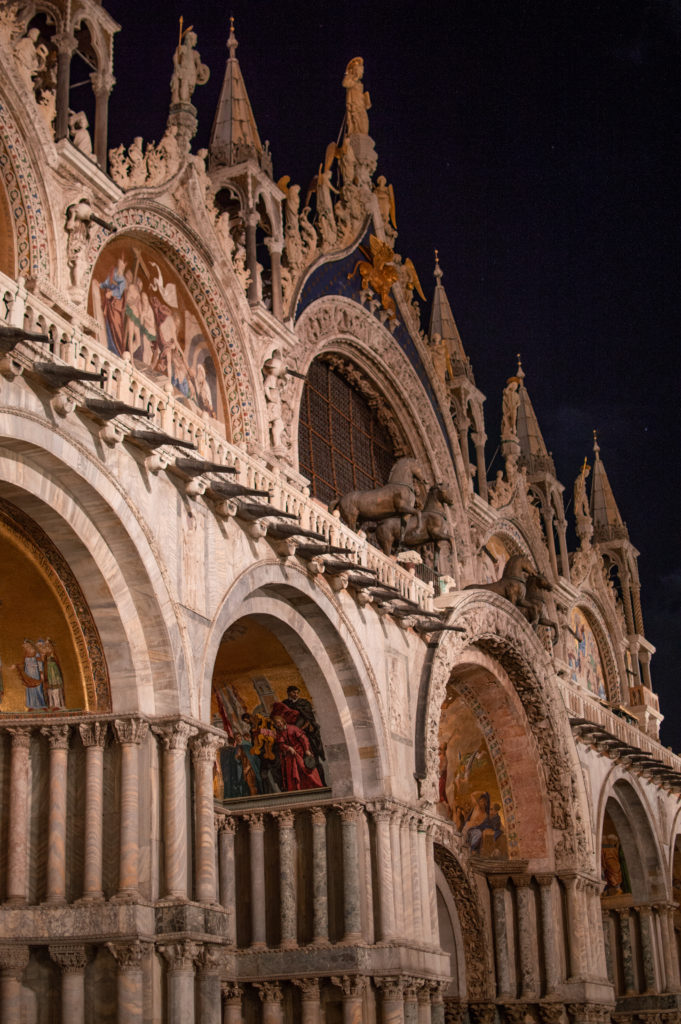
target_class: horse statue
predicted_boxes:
[464,554,535,608]
[520,573,559,643]
[374,482,455,556]
[329,457,427,534]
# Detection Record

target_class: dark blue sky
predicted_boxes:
[105,0,680,746]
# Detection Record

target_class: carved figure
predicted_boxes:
[170,29,209,105]
[501,376,521,439]
[314,164,338,247]
[342,56,371,136]
[374,482,455,556]
[375,175,396,231]
[348,234,398,318]
[298,206,318,261]
[109,143,129,186]
[13,27,43,93]
[262,349,289,451]
[329,456,427,533]
[464,554,535,609]
[574,459,593,545]
[158,124,180,176]
[233,243,251,293]
[215,211,234,259]
[127,137,147,187]
[68,110,93,158]
[277,178,303,267]
[337,137,357,187]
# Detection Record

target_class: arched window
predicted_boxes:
[298,356,395,504]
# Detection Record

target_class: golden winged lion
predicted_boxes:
[348,235,399,318]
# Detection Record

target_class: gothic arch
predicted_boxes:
[434,842,494,1000]
[83,203,260,445]
[417,590,590,868]
[202,560,391,799]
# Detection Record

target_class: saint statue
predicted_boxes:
[501,376,521,439]
[170,29,210,105]
[342,56,371,136]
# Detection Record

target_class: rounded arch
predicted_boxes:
[565,596,621,703]
[83,203,260,445]
[596,772,668,901]
[201,560,391,800]
[0,408,190,716]
[434,841,494,1000]
[417,590,591,867]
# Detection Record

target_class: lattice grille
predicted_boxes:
[299,359,394,504]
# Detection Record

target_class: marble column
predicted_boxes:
[245,814,267,947]
[338,803,363,942]
[293,977,322,1024]
[562,874,587,980]
[471,432,488,502]
[334,975,365,1024]
[6,728,31,906]
[107,941,146,1024]
[90,69,114,169]
[655,903,680,991]
[372,807,396,940]
[113,718,148,900]
[601,909,614,984]
[536,875,562,993]
[255,981,284,1024]
[429,982,446,1024]
[246,212,260,305]
[218,817,237,945]
[488,875,513,998]
[220,981,243,1024]
[514,875,539,998]
[376,976,405,1024]
[265,238,284,320]
[637,904,658,993]
[0,945,29,1024]
[49,945,88,1024]
[404,979,419,1024]
[390,810,405,932]
[542,508,559,578]
[153,722,196,900]
[42,725,70,905]
[310,808,329,945]
[556,517,570,580]
[191,733,222,904]
[409,819,425,944]
[616,907,637,995]
[417,823,433,944]
[276,810,297,948]
[417,982,432,1024]
[79,722,107,901]
[399,813,414,933]
[159,941,199,1024]
[55,33,76,141]
[584,880,608,980]
[197,944,225,1024]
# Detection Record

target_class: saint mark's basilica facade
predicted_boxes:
[0,3,679,1022]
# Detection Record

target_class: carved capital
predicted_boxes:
[196,943,227,974]
[190,732,224,763]
[218,816,237,835]
[371,806,393,825]
[535,874,555,889]
[310,807,327,827]
[221,980,243,1002]
[468,1003,497,1024]
[335,801,364,824]
[49,944,88,973]
[0,944,29,976]
[158,940,200,971]
[375,975,405,1000]
[106,941,147,970]
[292,977,320,999]
[255,981,283,1003]
[244,813,265,832]
[79,721,108,748]
[272,808,295,828]
[487,874,510,891]
[332,974,366,998]
[538,1003,566,1024]
[501,1004,533,1024]
[113,718,148,746]
[444,1001,467,1024]
[8,727,31,750]
[513,874,533,889]
[41,725,70,749]
[152,720,198,751]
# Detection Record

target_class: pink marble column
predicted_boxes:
[153,721,196,900]
[159,941,199,1024]
[337,803,363,942]
[255,980,284,1024]
[292,977,321,1024]
[221,981,243,1024]
[310,807,329,945]
[41,725,70,905]
[113,718,149,900]
[562,875,587,980]
[390,810,405,932]
[372,807,396,940]
[333,974,365,1024]
[425,825,439,945]
[191,733,222,904]
[399,813,414,933]
[245,814,267,947]
[6,728,31,906]
[416,823,432,944]
[275,810,297,948]
[78,722,107,901]
[106,941,146,1024]
[376,976,406,1024]
[49,945,88,1024]
[197,944,225,1024]
[0,945,29,1024]
[218,817,237,945]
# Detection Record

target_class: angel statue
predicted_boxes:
[307,144,340,248]
[342,56,371,136]
[375,176,396,233]
[170,24,210,105]
[348,235,399,318]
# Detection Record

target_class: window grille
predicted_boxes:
[299,358,395,505]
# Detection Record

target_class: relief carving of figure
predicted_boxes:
[158,124,181,176]
[170,29,210,105]
[262,349,289,452]
[282,181,303,267]
[13,27,43,93]
[342,56,371,136]
[501,376,521,439]
[68,110,94,158]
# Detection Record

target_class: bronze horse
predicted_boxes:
[464,554,535,608]
[329,457,426,533]
[374,482,455,556]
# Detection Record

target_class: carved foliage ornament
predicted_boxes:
[434,844,491,1000]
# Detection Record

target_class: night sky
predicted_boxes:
[103,1,680,746]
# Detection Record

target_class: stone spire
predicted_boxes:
[429,251,469,375]
[209,17,270,174]
[514,357,555,476]
[589,430,627,542]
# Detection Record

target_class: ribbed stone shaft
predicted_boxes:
[6,729,31,905]
[79,722,107,900]
[42,726,70,904]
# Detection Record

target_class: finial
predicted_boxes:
[516,353,525,380]
[592,429,600,455]
[433,249,443,283]
[227,14,238,57]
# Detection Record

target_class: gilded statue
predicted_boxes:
[170,26,209,105]
[348,235,399,318]
[342,56,371,136]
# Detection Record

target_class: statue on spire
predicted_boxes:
[342,57,371,136]
[170,23,210,106]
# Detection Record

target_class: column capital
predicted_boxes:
[113,717,148,746]
[196,942,227,974]
[255,980,283,1003]
[487,873,510,891]
[41,724,70,749]
[566,1003,613,1024]
[48,944,89,973]
[244,812,265,831]
[614,906,632,921]
[292,977,320,999]
[331,974,366,997]
[501,1004,531,1024]
[158,940,201,971]
[537,1003,565,1024]
[443,998,467,1022]
[152,720,198,751]
[272,808,295,828]
[374,975,404,999]
[221,980,243,1002]
[7,726,31,749]
[106,940,149,970]
[535,874,555,888]
[265,237,284,255]
[369,803,392,824]
[468,1003,497,1024]
[190,731,224,763]
[89,69,115,96]
[218,815,237,835]
[0,944,29,977]
[335,801,364,823]
[54,32,77,56]
[513,873,533,889]
[79,721,108,747]
[403,977,420,1000]
[310,806,327,826]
